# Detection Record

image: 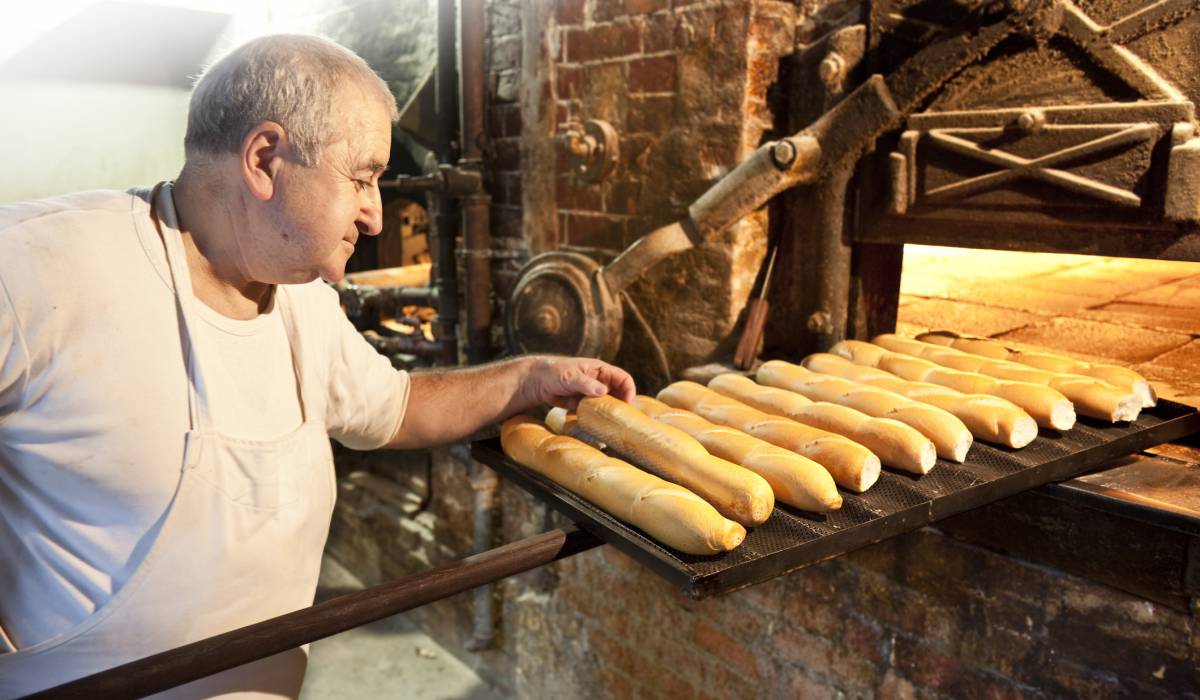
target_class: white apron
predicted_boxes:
[0,183,337,698]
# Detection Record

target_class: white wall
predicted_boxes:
[0,81,191,203]
[0,0,365,204]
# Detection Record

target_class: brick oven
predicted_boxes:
[324,1,1200,698]
[55,1,1200,697]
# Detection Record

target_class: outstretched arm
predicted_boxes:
[385,355,635,449]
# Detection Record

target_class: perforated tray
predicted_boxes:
[471,399,1200,598]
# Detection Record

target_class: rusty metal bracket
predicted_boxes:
[557,119,620,184]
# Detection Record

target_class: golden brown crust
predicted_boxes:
[657,381,881,493]
[501,416,745,554]
[577,396,775,527]
[633,395,842,512]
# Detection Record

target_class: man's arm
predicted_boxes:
[385,354,635,450]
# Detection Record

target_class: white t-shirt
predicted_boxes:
[0,189,411,648]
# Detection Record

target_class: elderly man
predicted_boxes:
[0,34,632,697]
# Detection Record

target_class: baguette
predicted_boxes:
[709,373,936,475]
[758,359,972,462]
[501,416,745,555]
[657,381,881,492]
[917,330,1156,408]
[802,353,1038,449]
[872,334,1141,422]
[830,340,1076,431]
[634,396,842,512]
[577,395,774,527]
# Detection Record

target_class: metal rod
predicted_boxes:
[434,0,460,365]
[30,528,602,699]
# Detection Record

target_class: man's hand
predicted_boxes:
[387,354,636,449]
[521,355,637,411]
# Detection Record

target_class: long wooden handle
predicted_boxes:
[29,528,601,699]
[733,298,769,369]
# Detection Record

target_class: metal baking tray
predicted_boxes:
[471,399,1200,598]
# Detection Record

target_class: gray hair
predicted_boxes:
[184,34,399,166]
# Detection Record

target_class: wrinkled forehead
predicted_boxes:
[328,81,393,158]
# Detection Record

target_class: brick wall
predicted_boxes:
[327,1,1200,697]
[333,449,1200,697]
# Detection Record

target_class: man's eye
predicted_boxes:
[353,179,370,191]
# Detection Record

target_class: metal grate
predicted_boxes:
[472,400,1200,598]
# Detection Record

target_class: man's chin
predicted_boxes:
[318,262,348,284]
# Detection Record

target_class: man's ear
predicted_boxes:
[240,121,289,202]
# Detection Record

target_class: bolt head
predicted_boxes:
[771,140,797,169]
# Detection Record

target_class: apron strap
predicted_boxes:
[148,182,310,430]
[148,182,206,433]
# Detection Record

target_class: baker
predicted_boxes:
[0,34,633,698]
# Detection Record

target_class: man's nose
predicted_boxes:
[358,186,383,236]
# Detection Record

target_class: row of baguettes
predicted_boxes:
[500,334,1153,555]
[916,331,1156,408]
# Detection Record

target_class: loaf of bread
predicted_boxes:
[708,373,936,475]
[577,395,774,527]
[872,334,1141,422]
[802,353,1038,448]
[830,340,1076,430]
[757,359,972,462]
[917,330,1156,408]
[633,395,842,512]
[657,381,881,492]
[501,416,745,555]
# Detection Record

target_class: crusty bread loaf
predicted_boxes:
[657,381,881,492]
[708,373,936,475]
[802,353,1038,449]
[577,395,774,527]
[829,340,1076,431]
[501,416,745,555]
[872,334,1141,422]
[757,359,972,462]
[633,395,842,512]
[917,330,1157,408]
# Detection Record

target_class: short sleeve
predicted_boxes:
[317,287,411,450]
[0,274,30,420]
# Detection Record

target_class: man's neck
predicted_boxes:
[172,170,273,320]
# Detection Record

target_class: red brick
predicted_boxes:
[503,106,522,137]
[566,21,641,62]
[556,65,581,98]
[491,137,521,171]
[643,13,676,52]
[557,176,603,211]
[628,55,677,93]
[607,179,641,215]
[891,635,1030,700]
[564,213,625,249]
[694,620,760,680]
[496,172,522,206]
[593,0,625,22]
[557,0,585,25]
[597,667,634,700]
[844,615,887,665]
[786,670,836,700]
[626,0,668,15]
[628,94,673,132]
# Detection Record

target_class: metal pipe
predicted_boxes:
[434,0,460,365]
[460,0,493,365]
[465,462,498,650]
[30,528,603,699]
[362,332,443,359]
[458,0,498,653]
